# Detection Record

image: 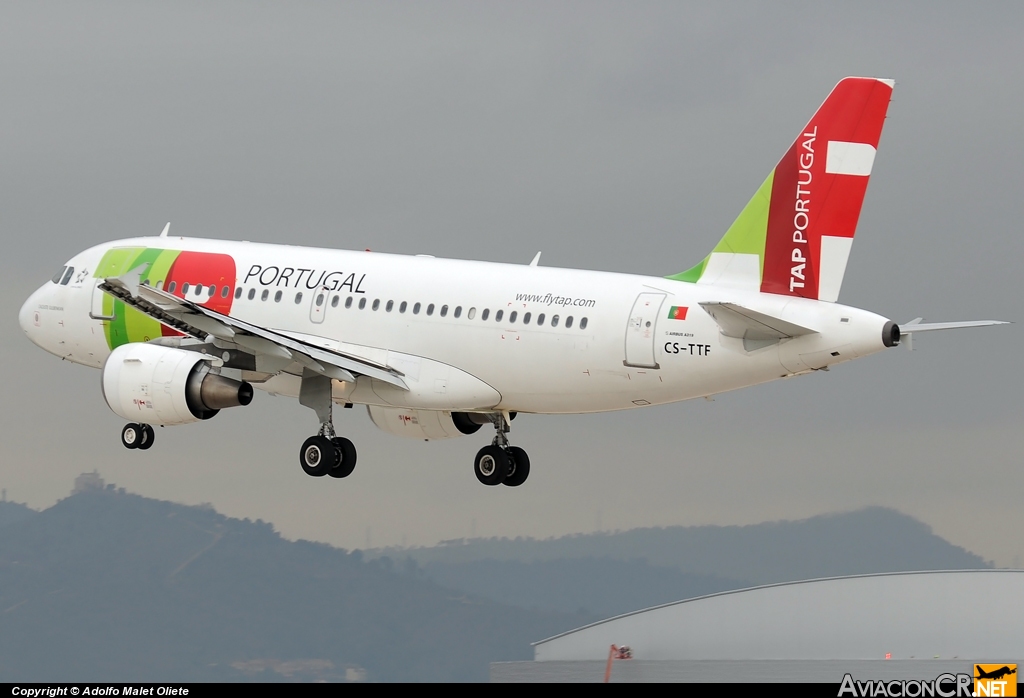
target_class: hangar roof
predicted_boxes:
[533,570,1023,661]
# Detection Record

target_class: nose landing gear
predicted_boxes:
[121,423,155,450]
[473,413,530,487]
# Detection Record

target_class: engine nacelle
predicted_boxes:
[102,343,253,426]
[367,406,490,440]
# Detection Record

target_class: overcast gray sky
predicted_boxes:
[2,2,1021,565]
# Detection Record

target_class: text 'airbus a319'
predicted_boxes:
[19,77,1006,487]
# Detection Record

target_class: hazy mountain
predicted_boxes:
[422,557,747,619]
[0,484,589,682]
[372,507,990,617]
[0,484,991,682]
[0,500,36,528]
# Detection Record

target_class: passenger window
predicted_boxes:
[537,313,545,326]
[195,284,203,296]
[481,309,489,321]
[261,289,269,301]
[222,286,230,298]
[386,300,394,312]
[551,314,559,327]
[182,282,190,295]
[413,302,421,314]
[156,280,164,290]
[331,295,340,308]
[400,301,407,313]
[234,287,242,299]
[454,306,462,318]
[52,267,67,284]
[468,307,477,320]
[359,298,367,310]
[60,267,75,285]
[580,317,588,330]
[426,303,434,316]
[509,311,517,323]
[495,310,503,322]
[208,285,216,298]
[274,290,282,302]
[169,281,177,294]
[372,299,380,311]
[440,305,448,317]
[247,288,255,300]
[345,297,353,309]
[316,293,325,306]
[523,312,531,324]
[565,316,573,328]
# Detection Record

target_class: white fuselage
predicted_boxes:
[19,236,892,415]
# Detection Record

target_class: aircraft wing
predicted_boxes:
[699,301,817,341]
[99,266,409,390]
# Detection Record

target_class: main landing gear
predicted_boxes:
[473,413,530,487]
[121,423,155,450]
[297,370,357,480]
[299,429,357,479]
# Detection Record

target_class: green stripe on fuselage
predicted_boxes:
[94,247,180,348]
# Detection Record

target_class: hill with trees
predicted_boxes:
[373,507,990,618]
[0,485,586,682]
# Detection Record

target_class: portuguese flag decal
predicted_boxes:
[667,306,688,320]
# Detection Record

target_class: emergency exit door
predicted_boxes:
[309,286,328,323]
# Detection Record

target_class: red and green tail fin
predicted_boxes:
[669,77,894,302]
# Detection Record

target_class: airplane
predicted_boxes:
[975,666,1016,681]
[18,77,1007,487]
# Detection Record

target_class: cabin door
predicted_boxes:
[624,292,665,368]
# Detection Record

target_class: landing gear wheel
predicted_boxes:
[300,435,339,477]
[327,437,357,479]
[121,423,142,450]
[504,446,530,487]
[474,445,510,486]
[137,424,155,451]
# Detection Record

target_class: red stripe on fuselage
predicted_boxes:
[161,251,236,337]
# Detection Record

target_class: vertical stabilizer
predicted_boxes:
[669,77,894,301]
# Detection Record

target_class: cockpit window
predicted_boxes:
[52,266,67,284]
[60,267,75,285]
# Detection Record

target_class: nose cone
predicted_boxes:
[19,286,44,344]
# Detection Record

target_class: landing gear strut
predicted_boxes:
[121,423,155,450]
[297,371,357,480]
[473,413,530,487]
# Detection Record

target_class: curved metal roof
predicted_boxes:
[533,569,1024,661]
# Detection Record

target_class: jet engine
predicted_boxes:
[367,406,493,440]
[101,343,253,426]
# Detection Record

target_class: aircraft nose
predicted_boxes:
[19,286,42,339]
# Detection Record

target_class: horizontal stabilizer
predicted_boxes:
[898,317,1009,351]
[700,301,817,341]
[900,318,1009,333]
